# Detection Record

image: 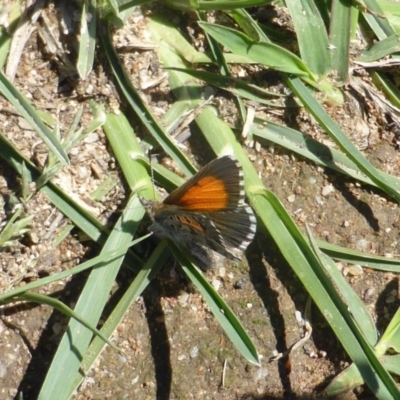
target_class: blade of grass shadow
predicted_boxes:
[166,67,283,106]
[195,111,399,398]
[307,230,377,345]
[38,194,144,399]
[75,242,170,386]
[0,70,69,165]
[260,190,399,398]
[286,76,400,202]
[170,243,260,365]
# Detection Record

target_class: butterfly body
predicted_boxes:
[146,156,256,269]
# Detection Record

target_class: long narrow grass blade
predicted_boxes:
[361,0,395,39]
[285,0,330,76]
[103,112,153,195]
[171,244,260,365]
[77,0,96,79]
[228,8,272,43]
[199,22,316,81]
[318,240,400,272]
[38,194,143,399]
[0,70,69,165]
[371,70,400,108]
[75,242,170,386]
[0,237,148,302]
[0,133,107,243]
[194,108,399,398]
[329,0,352,83]
[359,33,400,62]
[306,227,377,345]
[286,76,400,202]
[14,292,119,351]
[100,22,195,176]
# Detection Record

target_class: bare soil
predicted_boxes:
[1,2,399,400]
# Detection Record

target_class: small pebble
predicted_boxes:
[321,184,334,196]
[356,239,368,251]
[315,195,323,205]
[177,291,189,306]
[189,346,199,358]
[347,265,363,276]
[212,279,221,291]
[234,278,246,289]
[0,362,7,378]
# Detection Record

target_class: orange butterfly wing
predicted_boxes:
[163,156,244,211]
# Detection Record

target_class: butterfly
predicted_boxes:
[143,155,256,269]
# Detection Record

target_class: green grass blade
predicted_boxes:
[0,237,148,301]
[359,32,400,62]
[329,0,352,83]
[199,22,317,81]
[228,7,272,43]
[307,228,377,345]
[371,70,400,108]
[376,307,400,354]
[361,0,395,39]
[171,243,260,365]
[75,242,170,385]
[38,194,143,399]
[325,363,366,396]
[285,0,331,76]
[0,70,69,165]
[286,76,400,202]
[0,133,108,243]
[251,118,400,190]
[14,292,119,351]
[100,21,196,177]
[103,112,153,194]
[77,0,97,79]
[319,240,400,272]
